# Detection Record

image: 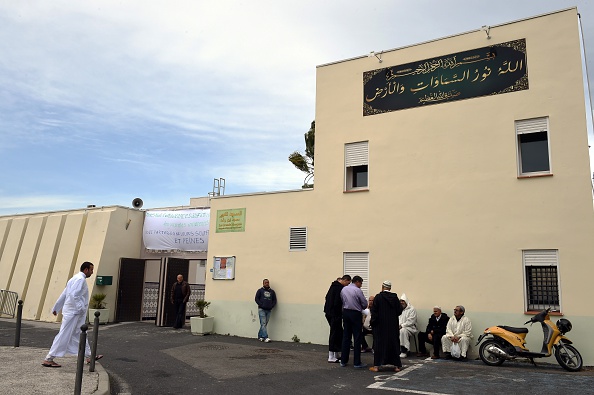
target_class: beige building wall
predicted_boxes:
[0,206,144,323]
[205,8,594,364]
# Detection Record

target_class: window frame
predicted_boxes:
[345,141,369,192]
[522,249,561,312]
[515,117,552,177]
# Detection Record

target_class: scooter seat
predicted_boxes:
[497,325,528,334]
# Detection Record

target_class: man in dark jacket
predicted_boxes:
[170,274,191,329]
[416,306,449,359]
[255,279,277,342]
[369,280,403,372]
[324,275,351,362]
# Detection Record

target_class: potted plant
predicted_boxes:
[190,299,214,335]
[88,293,110,324]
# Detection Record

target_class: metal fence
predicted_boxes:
[0,289,19,318]
[186,284,206,317]
[141,282,205,320]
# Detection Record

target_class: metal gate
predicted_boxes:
[156,257,189,327]
[116,258,146,322]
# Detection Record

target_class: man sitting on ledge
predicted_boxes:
[441,305,472,361]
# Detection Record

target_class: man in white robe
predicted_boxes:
[441,305,473,361]
[42,261,98,367]
[398,294,418,358]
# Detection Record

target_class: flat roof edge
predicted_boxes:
[317,7,577,69]
[211,187,313,199]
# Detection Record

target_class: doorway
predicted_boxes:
[156,257,189,327]
[116,258,146,322]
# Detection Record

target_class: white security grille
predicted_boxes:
[344,252,369,297]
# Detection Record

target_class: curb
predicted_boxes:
[94,362,110,395]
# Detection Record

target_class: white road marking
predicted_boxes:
[367,363,452,394]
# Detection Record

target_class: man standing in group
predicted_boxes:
[361,295,374,353]
[255,278,277,342]
[42,261,103,367]
[324,275,351,363]
[369,280,403,372]
[442,305,473,361]
[340,275,369,369]
[170,274,191,329]
[417,306,449,359]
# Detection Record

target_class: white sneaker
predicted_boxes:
[399,352,407,358]
[258,338,264,342]
[264,338,271,343]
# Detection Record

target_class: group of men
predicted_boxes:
[40,265,471,370]
[324,275,474,372]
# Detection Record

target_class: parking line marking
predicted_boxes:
[367,363,451,394]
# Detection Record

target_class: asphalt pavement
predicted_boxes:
[1,317,593,395]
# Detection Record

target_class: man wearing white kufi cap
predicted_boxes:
[398,293,418,358]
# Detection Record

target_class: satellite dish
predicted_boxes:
[132,198,143,209]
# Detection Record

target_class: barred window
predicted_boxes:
[523,250,560,311]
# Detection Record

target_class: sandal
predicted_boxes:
[369,366,380,372]
[394,367,401,372]
[42,361,61,368]
[86,354,104,364]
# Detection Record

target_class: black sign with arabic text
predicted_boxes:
[363,39,528,115]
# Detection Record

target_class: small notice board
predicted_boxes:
[213,256,236,280]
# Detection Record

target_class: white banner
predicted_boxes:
[143,209,210,251]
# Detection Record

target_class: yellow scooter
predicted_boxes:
[476,308,582,372]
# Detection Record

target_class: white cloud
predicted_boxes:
[0,0,593,215]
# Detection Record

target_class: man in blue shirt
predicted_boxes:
[340,275,368,368]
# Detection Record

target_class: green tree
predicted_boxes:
[289,120,315,188]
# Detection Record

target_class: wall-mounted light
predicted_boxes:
[368,50,383,63]
[482,25,491,39]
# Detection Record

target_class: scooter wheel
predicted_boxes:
[479,339,506,366]
[554,344,583,372]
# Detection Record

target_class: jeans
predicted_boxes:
[173,301,186,329]
[258,308,271,339]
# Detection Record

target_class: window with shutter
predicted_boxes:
[523,249,560,311]
[345,141,369,191]
[516,117,551,176]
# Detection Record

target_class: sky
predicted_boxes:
[1,1,594,215]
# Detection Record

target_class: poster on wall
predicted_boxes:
[142,209,210,251]
[216,208,246,233]
[213,256,235,280]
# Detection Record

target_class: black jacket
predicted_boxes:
[170,281,191,304]
[323,280,344,317]
[424,313,450,335]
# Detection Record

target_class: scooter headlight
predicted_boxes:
[556,318,572,334]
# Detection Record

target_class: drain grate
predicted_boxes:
[255,348,282,354]
[197,344,230,351]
